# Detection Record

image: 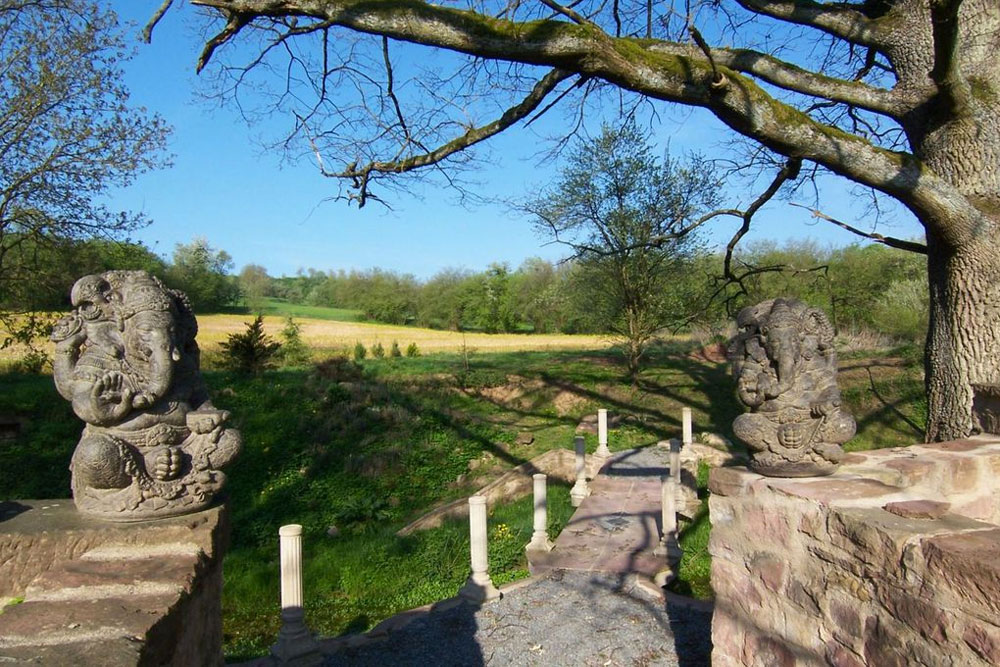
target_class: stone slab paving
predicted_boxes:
[322,571,712,667]
[529,447,674,579]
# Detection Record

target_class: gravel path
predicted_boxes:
[323,571,712,667]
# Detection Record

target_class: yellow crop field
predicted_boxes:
[1,314,612,368]
[195,314,611,355]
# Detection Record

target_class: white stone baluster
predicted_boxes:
[271,524,321,665]
[682,407,693,446]
[459,496,501,603]
[595,408,611,458]
[526,474,555,553]
[570,435,590,506]
[654,475,682,563]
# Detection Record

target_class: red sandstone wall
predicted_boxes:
[709,438,1000,666]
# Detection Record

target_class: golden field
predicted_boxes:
[1,314,613,367]
[195,314,610,355]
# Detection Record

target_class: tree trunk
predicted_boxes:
[924,226,1000,441]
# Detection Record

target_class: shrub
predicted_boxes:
[220,316,281,375]
[390,340,402,358]
[353,341,367,361]
[371,341,385,359]
[279,317,311,366]
[15,349,49,374]
[405,342,420,357]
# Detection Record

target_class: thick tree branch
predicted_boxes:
[928,0,971,115]
[647,40,901,117]
[789,202,928,254]
[735,0,889,47]
[190,0,978,243]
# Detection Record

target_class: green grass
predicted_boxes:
[257,298,363,322]
[0,342,928,659]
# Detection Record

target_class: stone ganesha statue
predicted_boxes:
[51,271,241,520]
[727,298,855,477]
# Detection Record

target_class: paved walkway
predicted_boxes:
[319,446,713,667]
[528,447,676,581]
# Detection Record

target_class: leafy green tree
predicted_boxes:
[238,264,272,313]
[167,238,239,312]
[416,268,476,330]
[510,258,569,334]
[0,0,168,348]
[468,263,516,333]
[530,122,718,380]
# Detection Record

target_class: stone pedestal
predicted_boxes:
[0,500,229,666]
[709,437,1000,667]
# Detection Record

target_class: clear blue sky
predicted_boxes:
[106,2,924,279]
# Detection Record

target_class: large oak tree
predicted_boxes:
[158,0,999,441]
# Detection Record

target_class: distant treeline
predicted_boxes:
[3,235,928,342]
[1,236,238,314]
[262,240,927,340]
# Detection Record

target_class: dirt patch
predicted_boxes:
[476,376,546,405]
[551,389,587,416]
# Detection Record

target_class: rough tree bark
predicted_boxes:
[169,0,1000,441]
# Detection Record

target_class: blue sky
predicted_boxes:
[107,2,924,279]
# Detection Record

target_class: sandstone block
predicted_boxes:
[882,500,950,520]
[923,529,1000,617]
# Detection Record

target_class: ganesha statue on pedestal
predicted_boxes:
[727,298,855,477]
[51,270,241,520]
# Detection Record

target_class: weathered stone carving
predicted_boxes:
[727,298,854,477]
[51,271,240,520]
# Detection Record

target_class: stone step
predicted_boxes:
[25,552,201,602]
[0,635,146,665]
[0,594,181,649]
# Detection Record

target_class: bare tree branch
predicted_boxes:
[724,157,802,281]
[320,68,573,206]
[188,0,977,242]
[141,0,174,44]
[789,202,928,254]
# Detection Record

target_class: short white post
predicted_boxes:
[654,476,682,563]
[682,407,693,446]
[459,496,501,603]
[670,438,682,486]
[271,525,321,665]
[570,435,590,507]
[526,474,555,552]
[595,409,611,458]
